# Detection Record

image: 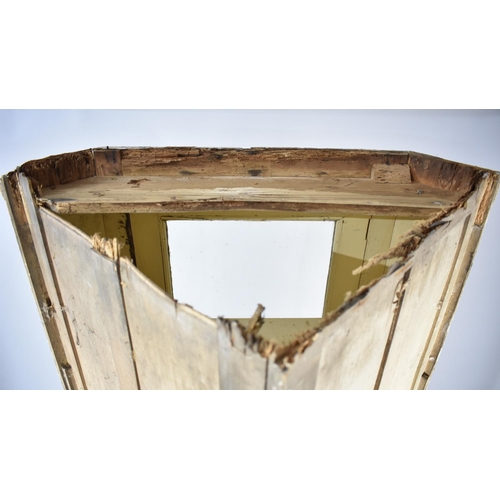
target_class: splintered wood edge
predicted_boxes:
[269,173,497,367]
[7,149,500,372]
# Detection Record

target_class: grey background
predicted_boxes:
[1,109,498,389]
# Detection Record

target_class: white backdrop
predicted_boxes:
[1,109,499,389]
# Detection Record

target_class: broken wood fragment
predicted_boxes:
[245,304,265,337]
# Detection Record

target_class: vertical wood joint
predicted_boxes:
[374,267,412,389]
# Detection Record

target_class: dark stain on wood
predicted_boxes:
[127,178,150,188]
[118,148,414,179]
[248,169,263,177]
[408,152,484,193]
[95,149,123,176]
[19,150,95,189]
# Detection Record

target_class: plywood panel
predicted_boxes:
[39,208,138,390]
[120,258,219,389]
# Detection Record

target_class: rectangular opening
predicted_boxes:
[167,220,336,321]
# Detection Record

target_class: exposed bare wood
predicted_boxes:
[94,149,123,177]
[47,200,438,219]
[475,171,499,226]
[157,208,429,220]
[39,209,138,389]
[39,175,461,216]
[371,164,411,184]
[245,304,266,337]
[115,147,410,179]
[19,149,95,189]
[120,258,219,389]
[408,151,483,193]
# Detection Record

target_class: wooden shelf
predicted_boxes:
[40,175,461,217]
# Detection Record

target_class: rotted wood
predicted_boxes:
[5,148,498,390]
[115,148,410,179]
[371,164,412,184]
[408,151,483,193]
[19,149,95,189]
[94,149,122,177]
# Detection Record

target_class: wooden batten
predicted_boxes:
[2,147,498,390]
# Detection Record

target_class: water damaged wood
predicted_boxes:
[408,151,484,193]
[2,147,498,389]
[116,147,410,179]
[19,149,95,190]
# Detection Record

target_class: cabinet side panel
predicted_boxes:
[39,209,138,389]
